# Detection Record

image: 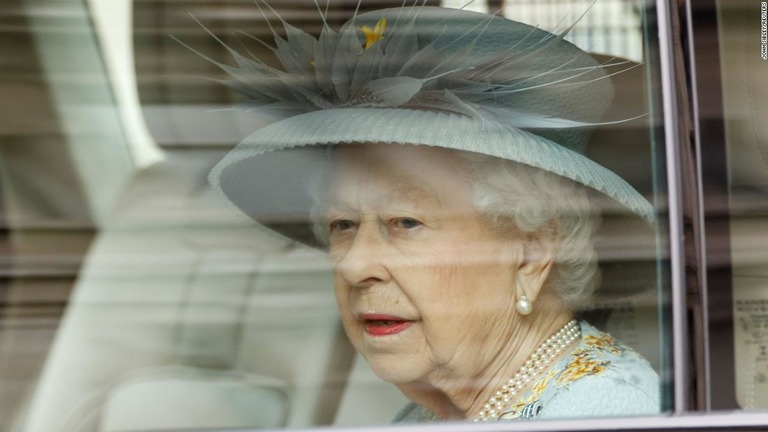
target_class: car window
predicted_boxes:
[690,0,768,411]
[0,0,677,430]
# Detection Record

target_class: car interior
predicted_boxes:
[0,0,767,431]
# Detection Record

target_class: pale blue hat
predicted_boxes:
[196,5,654,246]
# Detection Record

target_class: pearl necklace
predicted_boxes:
[473,319,581,421]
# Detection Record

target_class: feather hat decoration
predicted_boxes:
[190,2,655,246]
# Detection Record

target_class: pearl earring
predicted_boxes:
[516,295,533,315]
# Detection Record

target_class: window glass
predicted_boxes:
[710,0,768,410]
[0,0,674,429]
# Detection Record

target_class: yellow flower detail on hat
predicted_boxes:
[360,18,387,49]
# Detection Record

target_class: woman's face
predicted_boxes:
[326,144,527,386]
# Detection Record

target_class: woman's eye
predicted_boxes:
[393,218,422,230]
[330,219,356,232]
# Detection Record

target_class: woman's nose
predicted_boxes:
[334,222,389,288]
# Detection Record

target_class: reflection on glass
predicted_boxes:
[204,0,664,424]
[1,0,671,430]
[717,0,768,410]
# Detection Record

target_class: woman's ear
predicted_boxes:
[515,234,556,303]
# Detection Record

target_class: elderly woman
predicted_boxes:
[202,3,659,422]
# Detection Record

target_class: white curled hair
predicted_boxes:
[457,153,600,311]
[308,148,600,310]
[308,148,335,248]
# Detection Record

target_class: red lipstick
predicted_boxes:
[358,314,413,337]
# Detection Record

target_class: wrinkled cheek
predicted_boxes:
[420,263,473,303]
[333,281,358,342]
[333,273,352,310]
[336,310,365,355]
[341,317,362,348]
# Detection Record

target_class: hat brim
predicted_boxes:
[210,108,655,248]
